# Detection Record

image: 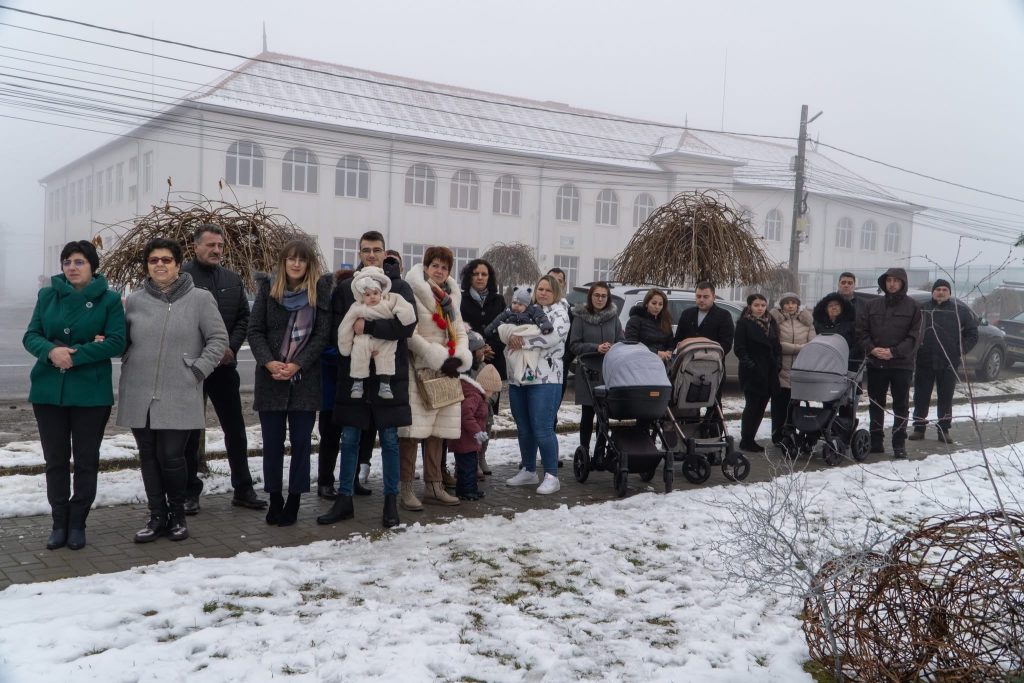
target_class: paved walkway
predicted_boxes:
[0,418,1017,589]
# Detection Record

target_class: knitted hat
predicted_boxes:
[467,326,486,352]
[512,286,532,307]
[932,278,952,292]
[476,364,503,395]
[779,291,801,306]
[350,266,391,297]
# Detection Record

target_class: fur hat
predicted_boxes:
[512,286,532,307]
[351,266,391,297]
[932,278,952,292]
[475,364,503,395]
[779,291,801,306]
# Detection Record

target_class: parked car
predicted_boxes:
[995,310,1024,367]
[855,286,1007,381]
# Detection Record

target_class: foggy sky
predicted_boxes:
[2,0,1022,297]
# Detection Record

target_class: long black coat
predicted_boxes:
[673,304,735,356]
[625,303,674,353]
[734,314,782,396]
[460,288,508,379]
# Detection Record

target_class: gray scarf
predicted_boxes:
[144,272,193,303]
[469,287,488,307]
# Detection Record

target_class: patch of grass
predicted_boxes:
[511,545,539,557]
[280,664,307,675]
[156,632,180,643]
[614,588,627,598]
[350,596,365,607]
[754,654,769,667]
[142,610,158,617]
[82,647,108,657]
[626,557,644,568]
[203,601,258,618]
[202,601,218,614]
[802,659,837,683]
[646,616,674,628]
[210,651,228,659]
[449,548,501,571]
[299,584,344,602]
[468,611,484,629]
[498,590,529,605]
[477,650,531,671]
[471,576,495,591]
[654,542,670,551]
[227,590,273,599]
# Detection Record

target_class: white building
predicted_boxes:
[40,52,920,300]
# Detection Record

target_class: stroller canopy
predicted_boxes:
[792,334,849,376]
[602,342,671,388]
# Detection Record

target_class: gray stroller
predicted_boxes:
[777,334,870,465]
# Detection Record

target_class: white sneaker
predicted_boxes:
[506,468,539,486]
[358,463,370,485]
[536,473,560,495]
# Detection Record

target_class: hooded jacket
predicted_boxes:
[855,267,922,370]
[625,303,674,353]
[568,302,623,405]
[769,306,815,389]
[812,293,858,367]
[917,296,979,370]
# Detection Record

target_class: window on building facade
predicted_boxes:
[335,155,369,198]
[555,183,580,222]
[333,237,360,269]
[633,193,656,228]
[225,141,264,188]
[76,179,85,213]
[492,174,521,216]
[95,172,103,207]
[105,168,113,205]
[59,186,66,220]
[69,182,77,215]
[453,247,479,279]
[402,242,428,269]
[885,223,901,253]
[835,217,853,248]
[596,189,618,226]
[860,220,877,251]
[593,257,615,283]
[553,255,579,289]
[129,156,138,175]
[116,163,124,203]
[47,191,56,221]
[404,164,436,206]
[143,152,153,192]
[85,175,93,211]
[282,148,319,193]
[450,169,479,211]
[764,208,783,241]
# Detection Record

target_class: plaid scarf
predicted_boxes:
[743,307,772,337]
[278,288,315,368]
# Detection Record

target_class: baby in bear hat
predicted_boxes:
[338,266,417,399]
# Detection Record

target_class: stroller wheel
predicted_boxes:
[572,445,590,483]
[822,438,844,466]
[681,455,711,485]
[779,436,798,460]
[639,467,658,483]
[663,462,673,493]
[850,429,871,462]
[722,453,751,482]
[614,468,628,498]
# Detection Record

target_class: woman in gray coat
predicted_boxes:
[118,238,228,543]
[568,282,623,458]
[248,240,331,527]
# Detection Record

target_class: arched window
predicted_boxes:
[450,169,479,210]
[335,155,369,198]
[835,217,853,248]
[404,163,436,206]
[764,209,783,241]
[860,220,877,251]
[282,148,318,193]
[885,223,901,252]
[633,193,656,228]
[596,189,618,226]
[492,174,521,216]
[225,140,264,188]
[555,183,580,222]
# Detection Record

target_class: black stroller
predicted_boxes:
[777,334,870,465]
[572,343,673,497]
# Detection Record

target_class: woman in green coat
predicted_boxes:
[22,241,126,551]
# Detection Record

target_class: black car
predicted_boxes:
[996,310,1024,367]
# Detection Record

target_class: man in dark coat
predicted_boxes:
[674,281,735,426]
[181,224,266,512]
[909,279,978,445]
[856,267,922,459]
[318,231,417,528]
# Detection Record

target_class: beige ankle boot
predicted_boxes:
[478,450,492,476]
[423,481,460,506]
[399,481,423,512]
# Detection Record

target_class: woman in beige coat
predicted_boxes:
[769,292,815,441]
[398,246,473,510]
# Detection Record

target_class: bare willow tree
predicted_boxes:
[480,241,543,303]
[762,265,800,305]
[613,190,777,288]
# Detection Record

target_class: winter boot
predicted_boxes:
[67,508,87,550]
[350,379,364,399]
[908,431,925,441]
[423,481,460,506]
[134,512,167,544]
[399,481,423,511]
[278,493,301,527]
[46,507,69,550]
[317,495,354,524]
[382,493,400,528]
[478,450,492,476]
[166,510,189,541]
[266,492,284,525]
[442,466,457,488]
[353,470,372,496]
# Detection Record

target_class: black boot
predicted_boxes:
[266,492,284,525]
[134,512,167,543]
[67,508,87,550]
[278,493,300,527]
[382,493,400,528]
[317,495,354,524]
[47,507,69,549]
[166,510,189,541]
[353,471,372,496]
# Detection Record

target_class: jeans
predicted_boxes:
[741,390,771,443]
[133,420,191,515]
[183,366,253,495]
[259,410,315,494]
[339,426,398,496]
[913,365,958,435]
[509,383,562,476]
[454,451,478,496]
[33,403,111,529]
[866,367,913,448]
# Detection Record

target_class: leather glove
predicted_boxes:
[440,357,461,378]
[474,431,489,445]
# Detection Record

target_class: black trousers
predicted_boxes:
[913,364,958,435]
[771,387,791,440]
[33,403,111,529]
[133,420,191,516]
[183,365,253,495]
[866,367,913,447]
[741,390,772,443]
[579,404,608,456]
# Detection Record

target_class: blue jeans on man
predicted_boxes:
[508,383,562,476]
[338,425,399,496]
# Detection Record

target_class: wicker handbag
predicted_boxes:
[414,367,464,410]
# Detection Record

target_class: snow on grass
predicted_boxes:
[0,443,1021,682]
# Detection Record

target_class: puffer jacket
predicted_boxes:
[624,303,674,353]
[812,293,858,370]
[449,376,489,454]
[917,297,979,370]
[769,307,815,389]
[569,303,623,405]
[856,268,922,370]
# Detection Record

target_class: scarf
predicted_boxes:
[279,287,315,368]
[469,287,488,307]
[428,277,457,357]
[744,308,772,337]
[144,273,192,303]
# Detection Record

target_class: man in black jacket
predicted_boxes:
[181,224,266,512]
[856,267,922,459]
[909,279,978,445]
[674,281,735,425]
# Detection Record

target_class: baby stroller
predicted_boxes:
[659,337,750,484]
[777,334,870,465]
[572,343,673,497]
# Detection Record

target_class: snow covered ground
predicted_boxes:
[1,438,1021,682]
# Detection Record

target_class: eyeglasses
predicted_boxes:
[286,256,308,264]
[62,258,88,268]
[147,256,175,265]
[360,247,384,255]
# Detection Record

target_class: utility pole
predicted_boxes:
[788,104,822,283]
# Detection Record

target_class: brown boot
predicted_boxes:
[422,481,460,506]
[442,466,457,488]
[399,481,423,512]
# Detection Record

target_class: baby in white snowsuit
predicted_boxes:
[494,287,545,384]
[338,266,417,400]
